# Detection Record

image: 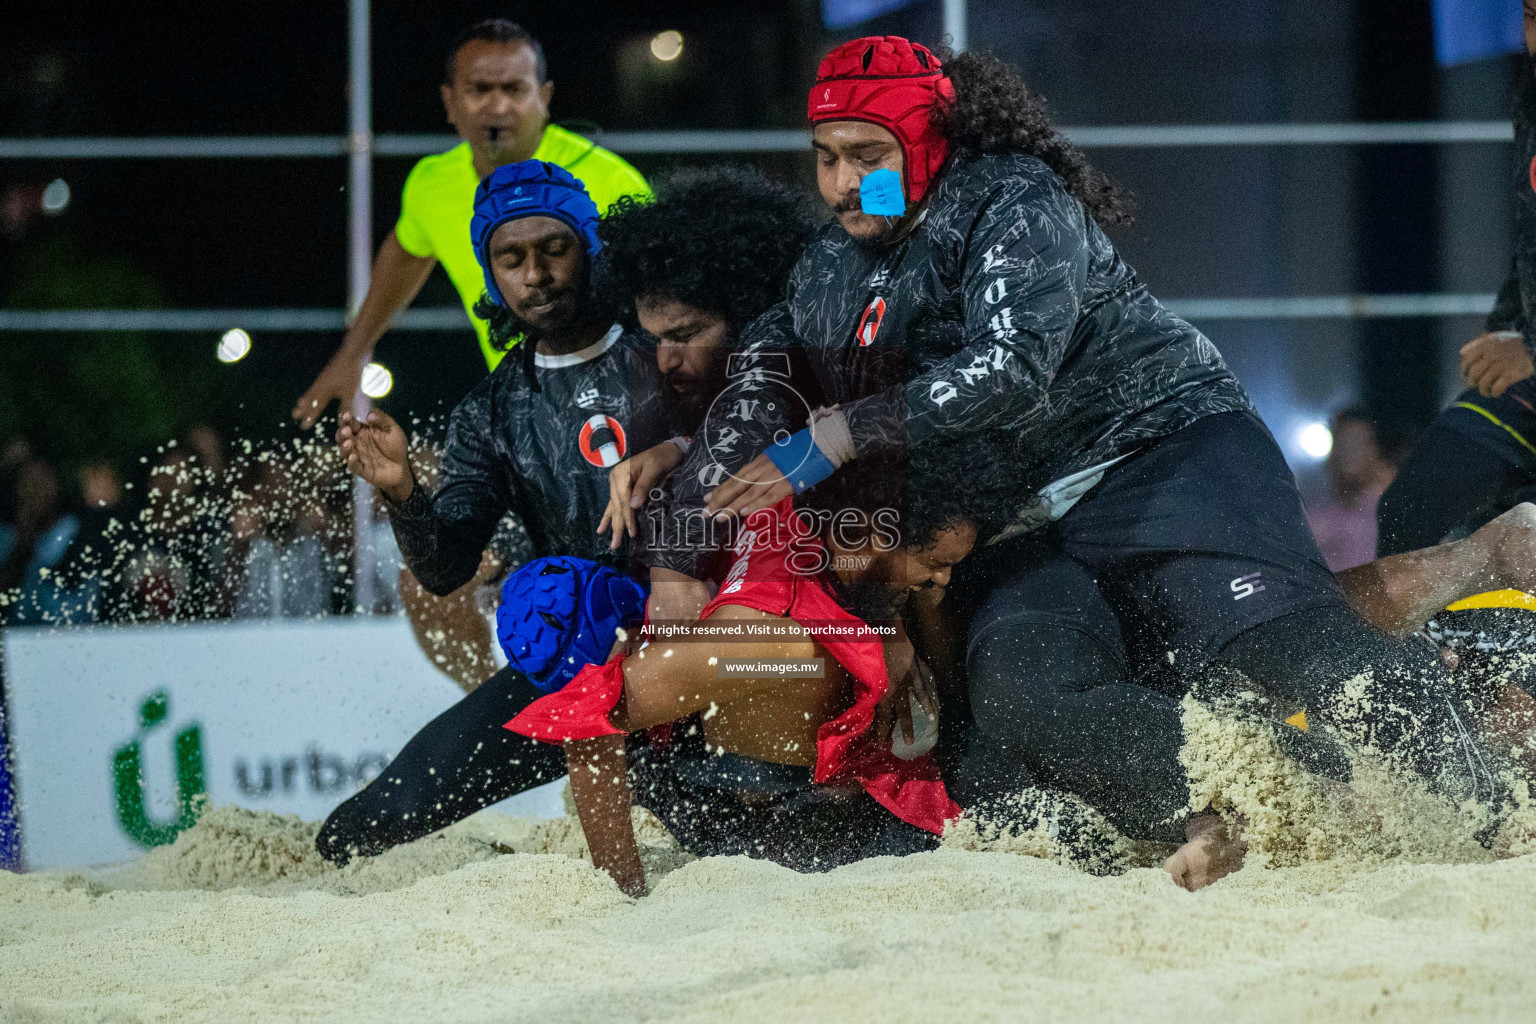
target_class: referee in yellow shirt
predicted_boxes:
[294,18,648,428]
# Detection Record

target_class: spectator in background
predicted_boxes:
[118,449,197,620]
[40,461,129,622]
[0,437,34,541]
[0,454,97,624]
[230,446,344,619]
[118,433,236,622]
[181,424,226,482]
[1377,14,1536,558]
[0,457,65,591]
[1306,408,1400,571]
[175,425,235,618]
[79,461,121,510]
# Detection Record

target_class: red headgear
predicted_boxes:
[807,36,956,205]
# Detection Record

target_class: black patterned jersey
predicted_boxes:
[388,325,663,595]
[644,151,1252,576]
[794,151,1249,480]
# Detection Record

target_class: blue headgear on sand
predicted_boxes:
[496,555,647,693]
[472,161,603,308]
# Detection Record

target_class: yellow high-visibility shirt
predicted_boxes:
[393,124,649,369]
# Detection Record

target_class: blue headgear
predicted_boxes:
[496,555,647,693]
[471,161,603,308]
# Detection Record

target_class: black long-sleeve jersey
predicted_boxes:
[388,324,664,595]
[1487,74,1536,348]
[645,151,1251,577]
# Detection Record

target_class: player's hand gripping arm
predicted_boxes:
[598,440,686,550]
[294,231,436,429]
[705,180,1089,517]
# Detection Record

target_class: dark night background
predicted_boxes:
[0,0,1525,496]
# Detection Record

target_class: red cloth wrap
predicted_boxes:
[807,36,955,205]
[506,658,625,743]
[505,498,960,835]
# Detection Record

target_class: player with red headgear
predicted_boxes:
[641,37,1522,891]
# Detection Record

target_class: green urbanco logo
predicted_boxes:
[111,690,206,847]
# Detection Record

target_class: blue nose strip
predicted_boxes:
[859,168,905,216]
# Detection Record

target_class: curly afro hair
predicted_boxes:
[596,165,823,335]
[801,431,1026,551]
[933,49,1133,229]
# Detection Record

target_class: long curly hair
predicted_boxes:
[933,49,1133,228]
[596,165,823,335]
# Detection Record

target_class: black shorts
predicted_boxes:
[1441,382,1536,473]
[956,411,1345,682]
[1377,384,1536,555]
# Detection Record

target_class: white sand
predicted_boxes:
[4,796,1536,1023]
[6,699,1536,1023]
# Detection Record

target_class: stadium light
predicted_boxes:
[1296,421,1333,460]
[216,328,252,363]
[650,30,683,62]
[360,361,393,398]
[40,178,70,214]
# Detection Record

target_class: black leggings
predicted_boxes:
[316,664,564,865]
[959,413,1505,843]
[968,603,1500,843]
[1377,415,1533,556]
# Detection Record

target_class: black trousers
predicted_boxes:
[957,412,1503,843]
[1378,384,1536,556]
[316,664,564,865]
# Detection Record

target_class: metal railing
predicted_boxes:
[0,119,1515,160]
[1,119,1513,330]
[0,292,1498,333]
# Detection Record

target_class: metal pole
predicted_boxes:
[943,0,966,53]
[348,0,372,316]
[348,0,376,614]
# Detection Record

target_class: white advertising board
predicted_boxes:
[2,618,564,870]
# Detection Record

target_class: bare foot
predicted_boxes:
[1474,502,1536,594]
[1163,811,1248,891]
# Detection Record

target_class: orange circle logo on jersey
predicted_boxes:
[856,296,887,346]
[578,413,627,468]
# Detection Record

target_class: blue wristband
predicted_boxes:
[765,427,838,494]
